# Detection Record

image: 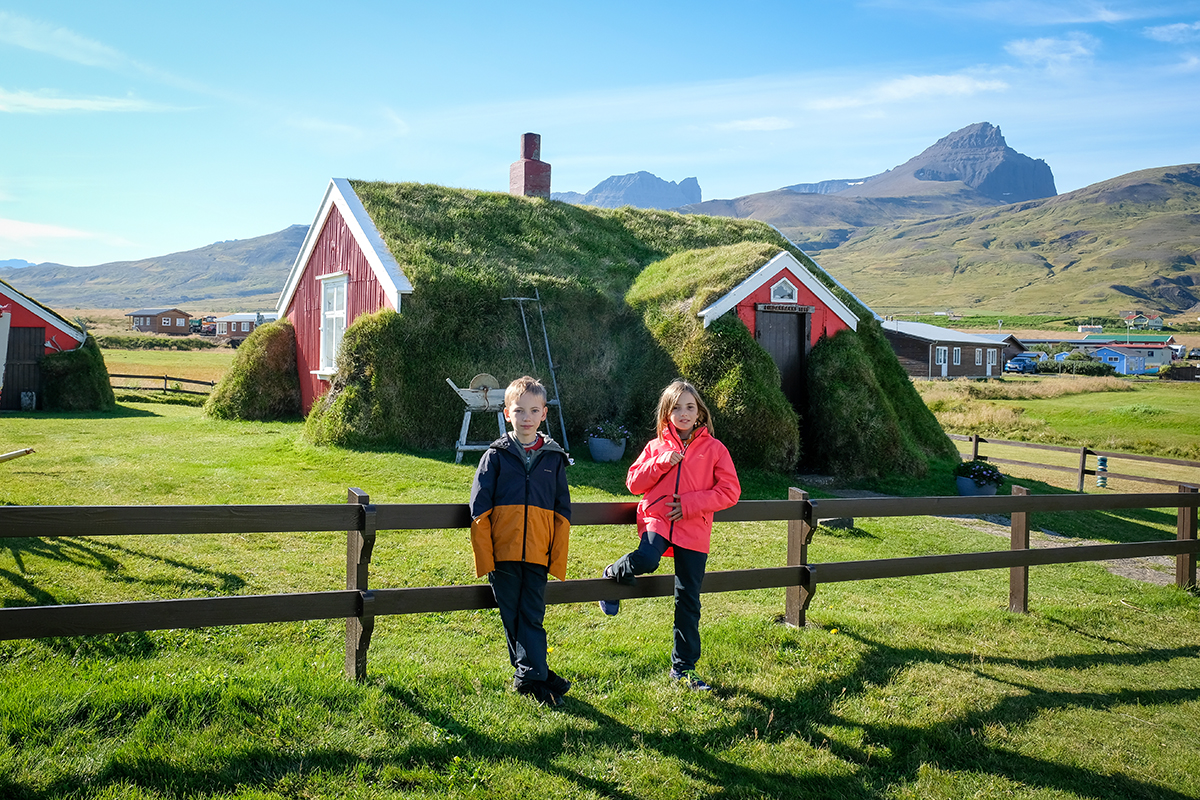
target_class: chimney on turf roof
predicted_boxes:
[509,132,551,198]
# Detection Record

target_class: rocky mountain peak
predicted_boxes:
[552,172,702,209]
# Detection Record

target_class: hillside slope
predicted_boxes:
[817,164,1200,315]
[0,226,306,310]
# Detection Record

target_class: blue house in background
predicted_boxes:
[1099,345,1171,376]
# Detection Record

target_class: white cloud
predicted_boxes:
[0,88,160,113]
[1144,21,1200,43]
[867,1,1141,25]
[806,74,1009,111]
[0,12,136,70]
[0,218,97,242]
[715,116,794,131]
[1175,54,1200,71]
[1005,32,1098,69]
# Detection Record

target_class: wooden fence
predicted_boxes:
[109,373,215,396]
[1,487,1197,681]
[951,433,1200,492]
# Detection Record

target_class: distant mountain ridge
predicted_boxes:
[685,122,1056,251]
[552,171,701,209]
[816,164,1200,315]
[0,225,306,310]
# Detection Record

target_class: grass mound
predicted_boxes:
[303,183,952,474]
[39,335,115,411]
[205,320,301,421]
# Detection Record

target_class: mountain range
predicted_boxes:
[3,122,1197,317]
[682,122,1057,251]
[552,171,701,209]
[0,225,306,311]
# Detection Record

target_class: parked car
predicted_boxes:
[1188,347,1200,360]
[1004,358,1038,374]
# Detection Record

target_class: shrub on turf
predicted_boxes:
[205,320,301,420]
[40,335,116,411]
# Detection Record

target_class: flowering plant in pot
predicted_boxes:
[586,420,629,462]
[953,459,1004,494]
[586,420,629,442]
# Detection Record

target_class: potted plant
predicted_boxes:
[586,420,629,462]
[953,459,1004,496]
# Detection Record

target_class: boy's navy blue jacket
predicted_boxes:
[470,432,571,581]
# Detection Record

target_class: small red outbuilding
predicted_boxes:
[1,278,87,410]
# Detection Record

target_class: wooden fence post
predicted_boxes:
[1010,485,1030,613]
[1076,447,1090,493]
[1178,484,1198,590]
[785,487,816,627]
[345,487,377,681]
[971,434,981,462]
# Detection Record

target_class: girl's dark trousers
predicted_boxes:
[488,561,549,686]
[608,531,708,672]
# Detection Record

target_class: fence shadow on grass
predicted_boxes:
[1,536,246,606]
[4,629,1196,799]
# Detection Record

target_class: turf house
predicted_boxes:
[219,178,955,477]
[1,278,113,412]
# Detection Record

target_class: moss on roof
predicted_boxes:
[290,182,953,476]
[1,277,84,337]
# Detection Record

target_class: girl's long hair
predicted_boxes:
[655,379,713,439]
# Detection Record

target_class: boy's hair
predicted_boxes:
[504,375,547,408]
[655,379,713,438]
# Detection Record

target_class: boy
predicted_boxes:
[469,375,572,706]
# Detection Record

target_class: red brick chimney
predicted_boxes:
[509,132,551,198]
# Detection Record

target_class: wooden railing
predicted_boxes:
[1,487,1196,681]
[109,373,216,395]
[950,433,1200,491]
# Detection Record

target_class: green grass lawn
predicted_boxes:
[1,402,1198,799]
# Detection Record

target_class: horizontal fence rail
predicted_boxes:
[950,433,1200,491]
[1,488,1196,679]
[109,373,216,395]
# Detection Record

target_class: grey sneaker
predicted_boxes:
[669,668,712,691]
[598,565,620,616]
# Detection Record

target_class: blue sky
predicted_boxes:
[2,0,1198,266]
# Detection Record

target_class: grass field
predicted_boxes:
[2,396,1198,799]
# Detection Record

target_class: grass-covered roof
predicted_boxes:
[293,182,955,476]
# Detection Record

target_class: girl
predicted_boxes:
[599,379,740,690]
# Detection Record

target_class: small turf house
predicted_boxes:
[276,178,414,413]
[1,278,88,410]
[260,177,956,477]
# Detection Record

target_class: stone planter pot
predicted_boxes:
[956,476,998,496]
[588,436,627,462]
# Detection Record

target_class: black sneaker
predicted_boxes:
[598,565,620,616]
[669,668,713,691]
[528,681,563,707]
[545,669,571,697]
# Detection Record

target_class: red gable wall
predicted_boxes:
[0,288,82,355]
[732,267,850,349]
[284,204,396,413]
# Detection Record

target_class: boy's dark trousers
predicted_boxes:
[608,531,708,673]
[488,561,549,686]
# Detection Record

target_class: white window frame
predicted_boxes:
[987,349,998,366]
[975,348,983,365]
[935,346,948,365]
[176,317,185,327]
[770,278,797,302]
[318,273,349,376]
[241,321,250,332]
[952,347,961,366]
[162,317,171,327]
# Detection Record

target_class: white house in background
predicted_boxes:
[214,312,278,344]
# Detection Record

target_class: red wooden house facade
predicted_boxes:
[697,251,859,413]
[277,179,414,413]
[1,278,87,410]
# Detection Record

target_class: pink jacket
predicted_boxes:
[625,425,741,554]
